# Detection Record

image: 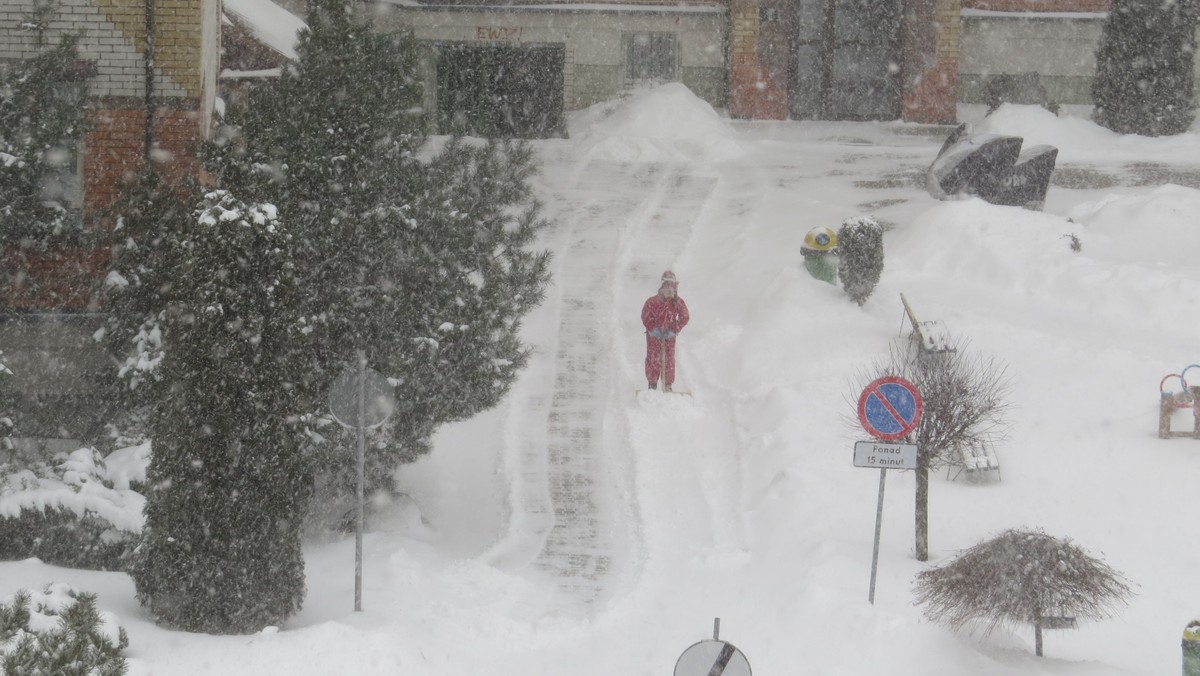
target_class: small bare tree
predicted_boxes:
[914,528,1135,656]
[854,340,1011,560]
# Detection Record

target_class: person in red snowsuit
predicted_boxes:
[641,270,690,391]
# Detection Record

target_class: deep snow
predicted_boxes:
[4,86,1200,675]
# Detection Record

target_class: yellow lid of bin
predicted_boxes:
[1185,620,1200,641]
[803,227,837,252]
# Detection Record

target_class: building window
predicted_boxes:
[624,32,677,84]
[37,81,86,217]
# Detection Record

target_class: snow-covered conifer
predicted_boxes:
[122,190,310,633]
[204,0,551,498]
[1092,0,1199,136]
[837,215,884,306]
[0,584,130,674]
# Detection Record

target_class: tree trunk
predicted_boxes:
[915,465,929,561]
[1034,621,1044,657]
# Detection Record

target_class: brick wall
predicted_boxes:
[2,0,217,223]
[727,0,788,120]
[2,0,185,100]
[84,105,206,228]
[900,0,959,124]
[0,0,218,310]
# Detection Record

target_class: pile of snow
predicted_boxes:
[0,444,148,533]
[1067,184,1200,268]
[569,83,744,164]
[976,103,1200,164]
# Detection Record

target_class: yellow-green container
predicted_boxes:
[1184,619,1200,676]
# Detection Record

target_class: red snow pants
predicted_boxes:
[645,336,676,388]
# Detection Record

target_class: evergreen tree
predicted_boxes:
[1092,0,1200,136]
[836,215,884,306]
[0,10,89,293]
[105,0,549,631]
[206,0,551,493]
[0,351,12,452]
[1,584,130,675]
[114,189,310,633]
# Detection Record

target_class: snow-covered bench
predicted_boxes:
[900,293,955,354]
[948,440,1001,482]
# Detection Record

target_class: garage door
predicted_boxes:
[792,0,901,121]
[435,43,565,139]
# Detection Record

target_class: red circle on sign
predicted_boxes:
[858,376,923,441]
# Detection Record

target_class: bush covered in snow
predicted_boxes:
[1092,0,1198,136]
[0,445,146,570]
[0,583,129,675]
[836,215,884,306]
[114,189,310,633]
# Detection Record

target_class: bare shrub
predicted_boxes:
[914,528,1135,656]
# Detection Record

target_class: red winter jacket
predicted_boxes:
[641,294,690,338]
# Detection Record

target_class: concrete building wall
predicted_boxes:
[371,4,727,113]
[959,11,1106,105]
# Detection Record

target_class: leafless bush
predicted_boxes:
[888,340,1011,470]
[852,339,1012,559]
[914,528,1135,656]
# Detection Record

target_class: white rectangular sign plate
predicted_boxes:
[853,441,919,470]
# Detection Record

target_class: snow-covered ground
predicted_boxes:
[4,85,1200,675]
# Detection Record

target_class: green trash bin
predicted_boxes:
[803,251,839,285]
[1184,619,1200,676]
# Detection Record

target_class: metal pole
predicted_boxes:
[868,468,886,604]
[143,0,154,162]
[713,617,720,640]
[355,349,366,612]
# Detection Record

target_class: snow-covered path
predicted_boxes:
[487,155,726,615]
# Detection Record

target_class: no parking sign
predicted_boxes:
[855,376,923,604]
[857,376,923,440]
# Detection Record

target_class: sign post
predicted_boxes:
[328,351,396,612]
[856,377,922,604]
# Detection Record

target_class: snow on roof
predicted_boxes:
[381,0,724,12]
[222,0,307,60]
[961,8,1106,19]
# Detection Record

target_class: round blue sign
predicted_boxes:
[858,376,923,441]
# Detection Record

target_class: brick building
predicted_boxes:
[1,0,219,309]
[725,0,1136,124]
[728,0,960,123]
[1,0,219,443]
